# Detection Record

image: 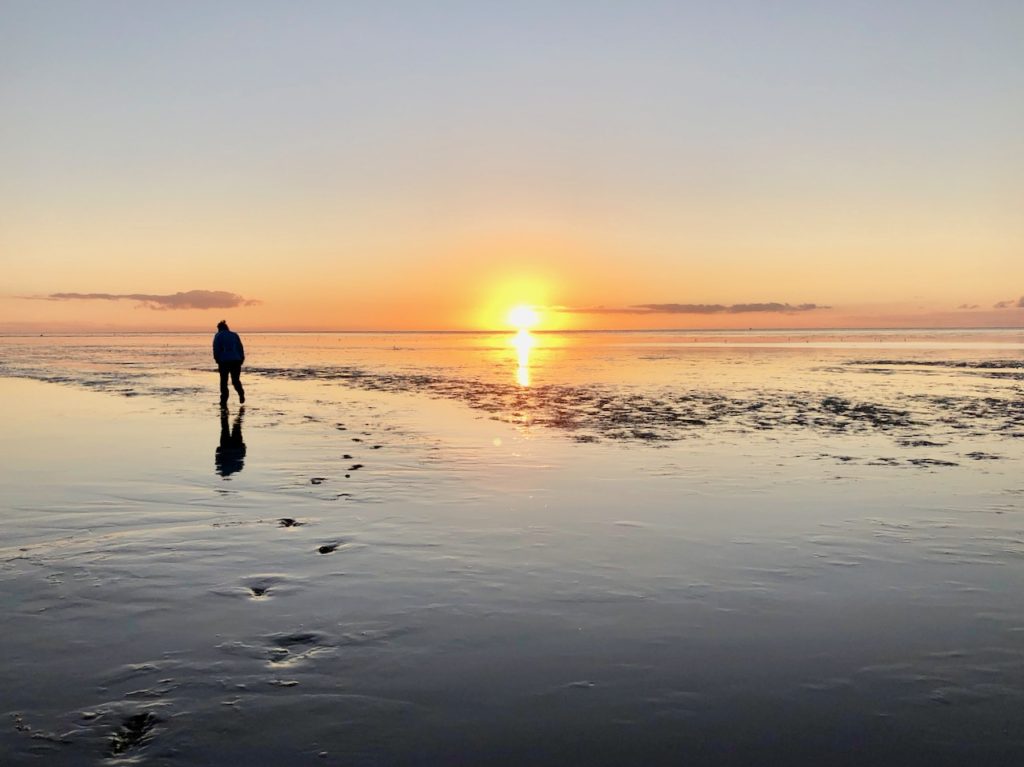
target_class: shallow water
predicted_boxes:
[2,330,1023,765]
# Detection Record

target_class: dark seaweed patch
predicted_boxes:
[908,458,959,467]
[966,451,1001,461]
[243,364,954,442]
[239,363,1024,446]
[850,359,1024,370]
[6,352,1022,449]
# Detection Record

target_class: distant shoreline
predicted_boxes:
[2,326,1024,338]
[2,325,1024,337]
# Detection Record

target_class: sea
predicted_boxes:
[1,328,1023,765]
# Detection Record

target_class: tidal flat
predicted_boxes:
[2,330,1023,765]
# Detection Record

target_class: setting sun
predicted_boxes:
[507,305,541,330]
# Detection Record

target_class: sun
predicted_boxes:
[507,304,540,330]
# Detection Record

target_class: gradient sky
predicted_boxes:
[2,1,1021,331]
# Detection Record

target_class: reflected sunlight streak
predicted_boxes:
[511,329,534,387]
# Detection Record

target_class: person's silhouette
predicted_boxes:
[213,320,246,407]
[215,407,247,477]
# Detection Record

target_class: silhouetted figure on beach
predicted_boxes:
[216,407,246,477]
[213,320,245,407]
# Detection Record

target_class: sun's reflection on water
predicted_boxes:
[511,329,534,387]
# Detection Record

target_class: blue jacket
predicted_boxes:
[213,330,245,364]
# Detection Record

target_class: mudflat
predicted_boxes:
[2,331,1023,765]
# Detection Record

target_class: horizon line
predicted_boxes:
[3,325,1024,337]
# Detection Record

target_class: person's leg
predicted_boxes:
[218,364,229,405]
[230,362,245,403]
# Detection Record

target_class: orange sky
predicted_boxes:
[2,4,1021,332]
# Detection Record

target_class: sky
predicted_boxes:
[2,1,1022,332]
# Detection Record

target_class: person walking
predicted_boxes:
[213,320,246,406]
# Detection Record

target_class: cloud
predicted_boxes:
[560,302,828,315]
[957,304,980,310]
[993,297,1024,309]
[35,290,259,311]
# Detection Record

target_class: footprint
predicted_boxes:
[273,631,322,648]
[349,464,364,471]
[265,631,332,666]
[108,712,158,756]
[310,478,327,485]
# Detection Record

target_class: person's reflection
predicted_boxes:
[215,406,246,477]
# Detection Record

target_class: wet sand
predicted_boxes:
[2,333,1024,765]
